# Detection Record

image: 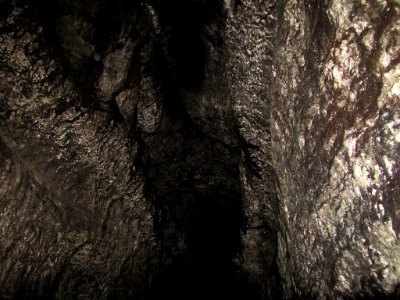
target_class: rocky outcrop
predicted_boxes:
[0,0,399,299]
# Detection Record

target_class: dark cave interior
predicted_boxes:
[136,1,264,299]
[3,0,400,299]
[4,0,271,298]
[141,113,261,299]
[139,51,260,299]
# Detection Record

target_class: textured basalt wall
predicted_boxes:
[0,1,158,298]
[270,1,400,298]
[0,0,400,299]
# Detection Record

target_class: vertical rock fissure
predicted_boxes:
[140,101,258,299]
[136,1,270,299]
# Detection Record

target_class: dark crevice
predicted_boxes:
[141,108,261,300]
[148,0,223,90]
[135,2,263,299]
[139,89,258,299]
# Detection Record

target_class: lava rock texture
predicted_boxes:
[0,0,400,299]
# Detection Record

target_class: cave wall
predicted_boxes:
[270,1,400,298]
[224,2,280,298]
[1,0,400,299]
[222,0,400,298]
[0,1,158,298]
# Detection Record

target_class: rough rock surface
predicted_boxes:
[0,1,158,299]
[269,1,400,298]
[0,0,400,299]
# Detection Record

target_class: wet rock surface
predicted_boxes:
[270,1,400,298]
[1,0,400,299]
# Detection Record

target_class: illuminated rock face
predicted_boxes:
[268,1,400,298]
[0,0,399,299]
